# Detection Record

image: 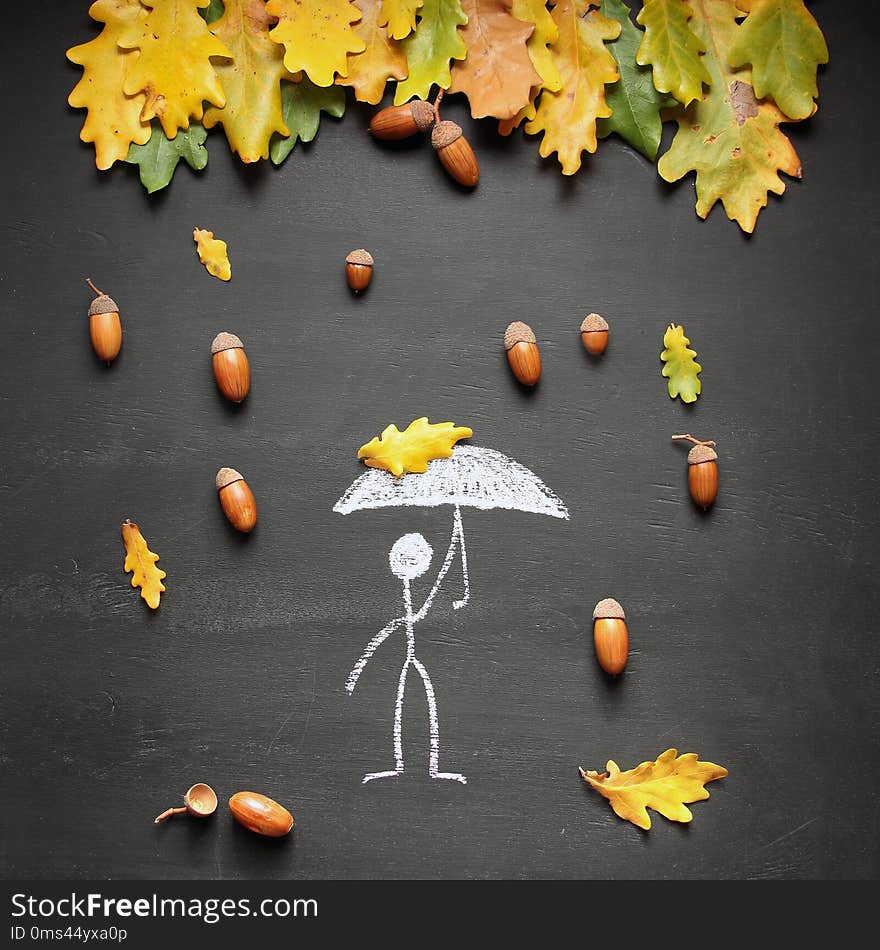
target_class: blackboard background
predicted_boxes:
[1,1,877,881]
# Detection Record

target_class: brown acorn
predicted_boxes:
[504,321,541,386]
[211,332,250,403]
[592,598,629,675]
[431,120,479,187]
[346,249,374,292]
[580,313,609,356]
[216,467,257,533]
[85,278,122,364]
[229,791,294,838]
[369,100,435,140]
[673,435,719,509]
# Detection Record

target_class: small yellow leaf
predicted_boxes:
[580,748,728,830]
[193,227,231,281]
[340,0,409,105]
[358,417,473,477]
[121,519,166,610]
[380,0,424,40]
[660,323,702,403]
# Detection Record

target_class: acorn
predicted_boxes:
[593,598,629,676]
[673,435,719,509]
[229,791,294,838]
[431,120,479,187]
[580,313,609,355]
[216,467,257,533]
[369,100,435,140]
[85,278,122,364]
[346,248,374,292]
[504,321,541,386]
[211,332,250,403]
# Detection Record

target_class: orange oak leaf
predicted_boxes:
[340,0,409,104]
[580,748,728,830]
[449,0,541,120]
[121,520,166,610]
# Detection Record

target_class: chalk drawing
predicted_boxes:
[335,444,568,785]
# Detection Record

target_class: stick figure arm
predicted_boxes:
[345,616,405,694]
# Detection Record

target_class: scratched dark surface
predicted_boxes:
[1,2,877,881]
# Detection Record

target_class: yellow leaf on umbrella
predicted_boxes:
[266,0,366,87]
[358,418,473,477]
[193,228,231,281]
[580,748,728,830]
[66,0,152,170]
[121,520,166,610]
[524,0,621,174]
[340,0,409,105]
[119,0,231,139]
[449,0,541,120]
[203,0,295,162]
[380,0,424,40]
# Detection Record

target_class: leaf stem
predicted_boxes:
[672,434,716,447]
[433,87,445,123]
[85,278,103,296]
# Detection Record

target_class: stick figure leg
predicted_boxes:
[413,657,466,784]
[363,658,410,784]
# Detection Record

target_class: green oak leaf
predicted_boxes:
[636,0,711,106]
[270,79,346,165]
[597,0,674,161]
[728,0,828,121]
[660,323,702,403]
[393,0,468,105]
[125,123,208,194]
[200,0,225,24]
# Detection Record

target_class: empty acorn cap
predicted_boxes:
[211,331,244,354]
[580,313,609,333]
[216,467,245,490]
[431,120,463,149]
[89,294,119,316]
[593,598,625,620]
[688,444,718,464]
[346,248,374,267]
[504,321,536,350]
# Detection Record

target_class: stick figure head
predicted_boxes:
[389,533,433,580]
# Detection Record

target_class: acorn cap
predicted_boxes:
[211,331,244,354]
[504,321,536,350]
[216,467,245,491]
[593,598,625,620]
[688,444,718,464]
[410,99,436,132]
[431,120,463,149]
[89,294,119,316]
[580,313,609,333]
[346,248,374,267]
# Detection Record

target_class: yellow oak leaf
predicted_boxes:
[636,0,712,107]
[524,0,621,175]
[66,0,152,170]
[449,0,541,120]
[340,0,409,105]
[266,0,366,87]
[511,0,561,92]
[119,0,231,139]
[193,228,231,281]
[658,0,802,233]
[380,0,423,40]
[393,0,467,105]
[580,748,728,830]
[358,418,473,477]
[660,323,701,403]
[203,0,295,162]
[121,520,166,610]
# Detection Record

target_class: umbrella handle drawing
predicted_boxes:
[413,505,469,620]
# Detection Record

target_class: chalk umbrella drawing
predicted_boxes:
[334,444,569,785]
